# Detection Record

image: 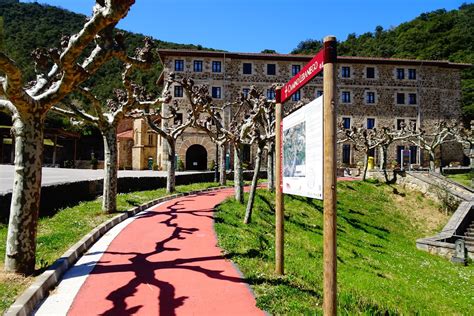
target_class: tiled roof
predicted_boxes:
[117,129,133,139]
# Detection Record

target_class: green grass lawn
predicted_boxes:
[0,182,221,313]
[215,180,474,315]
[446,172,473,188]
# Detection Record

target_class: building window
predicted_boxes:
[292,90,301,101]
[396,145,404,164]
[267,88,275,100]
[148,134,153,146]
[366,67,375,79]
[410,145,418,164]
[409,119,417,130]
[396,68,405,80]
[396,93,405,105]
[243,144,251,163]
[212,87,221,99]
[396,119,406,130]
[397,145,417,165]
[366,91,375,104]
[367,118,375,129]
[193,60,203,72]
[341,66,351,78]
[408,93,417,105]
[342,91,351,103]
[174,113,183,125]
[342,144,351,164]
[212,61,221,73]
[242,88,250,97]
[408,68,417,80]
[267,64,276,75]
[243,63,252,75]
[291,64,301,76]
[174,85,183,98]
[174,60,184,72]
[342,117,351,129]
[316,90,323,97]
[368,148,375,157]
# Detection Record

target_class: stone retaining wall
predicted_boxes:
[368,170,474,260]
[0,170,266,223]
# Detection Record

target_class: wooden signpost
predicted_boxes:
[275,36,337,315]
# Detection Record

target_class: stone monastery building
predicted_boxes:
[117,49,470,171]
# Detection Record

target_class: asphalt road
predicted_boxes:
[0,165,205,194]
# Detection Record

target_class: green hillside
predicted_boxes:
[215,181,474,314]
[292,4,474,121]
[1,2,473,122]
[0,1,215,99]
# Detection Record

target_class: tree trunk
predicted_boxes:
[362,150,369,181]
[234,143,244,204]
[219,143,227,186]
[5,112,44,275]
[166,138,176,193]
[380,145,390,183]
[244,144,263,224]
[378,145,384,170]
[429,150,436,172]
[102,126,118,213]
[267,143,275,192]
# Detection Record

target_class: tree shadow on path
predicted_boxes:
[71,193,247,316]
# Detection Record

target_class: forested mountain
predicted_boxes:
[0,1,215,95]
[1,1,473,123]
[292,4,474,121]
[0,0,217,130]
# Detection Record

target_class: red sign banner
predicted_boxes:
[281,49,325,103]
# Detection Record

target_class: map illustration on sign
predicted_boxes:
[283,121,306,177]
[282,96,323,200]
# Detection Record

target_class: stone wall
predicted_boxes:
[131,118,157,170]
[118,138,133,169]
[0,172,218,223]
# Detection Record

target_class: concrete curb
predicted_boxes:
[5,186,229,316]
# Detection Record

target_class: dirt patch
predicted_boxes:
[0,269,32,286]
[391,186,449,235]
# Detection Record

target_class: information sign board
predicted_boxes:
[282,96,323,199]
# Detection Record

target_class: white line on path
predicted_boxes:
[33,204,164,315]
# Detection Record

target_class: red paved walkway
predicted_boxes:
[68,188,264,316]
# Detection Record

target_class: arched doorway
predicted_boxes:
[186,144,207,170]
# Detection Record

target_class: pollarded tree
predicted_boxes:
[375,123,417,182]
[339,124,384,181]
[164,76,274,206]
[410,121,457,172]
[242,87,276,224]
[452,123,473,166]
[0,0,136,275]
[130,75,195,193]
[52,38,154,213]
[165,75,230,186]
[165,76,243,193]
[175,76,254,203]
[197,85,275,208]
[144,103,194,194]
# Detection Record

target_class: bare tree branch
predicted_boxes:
[0,53,32,107]
[0,99,17,115]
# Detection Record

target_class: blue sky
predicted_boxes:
[22,0,468,53]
